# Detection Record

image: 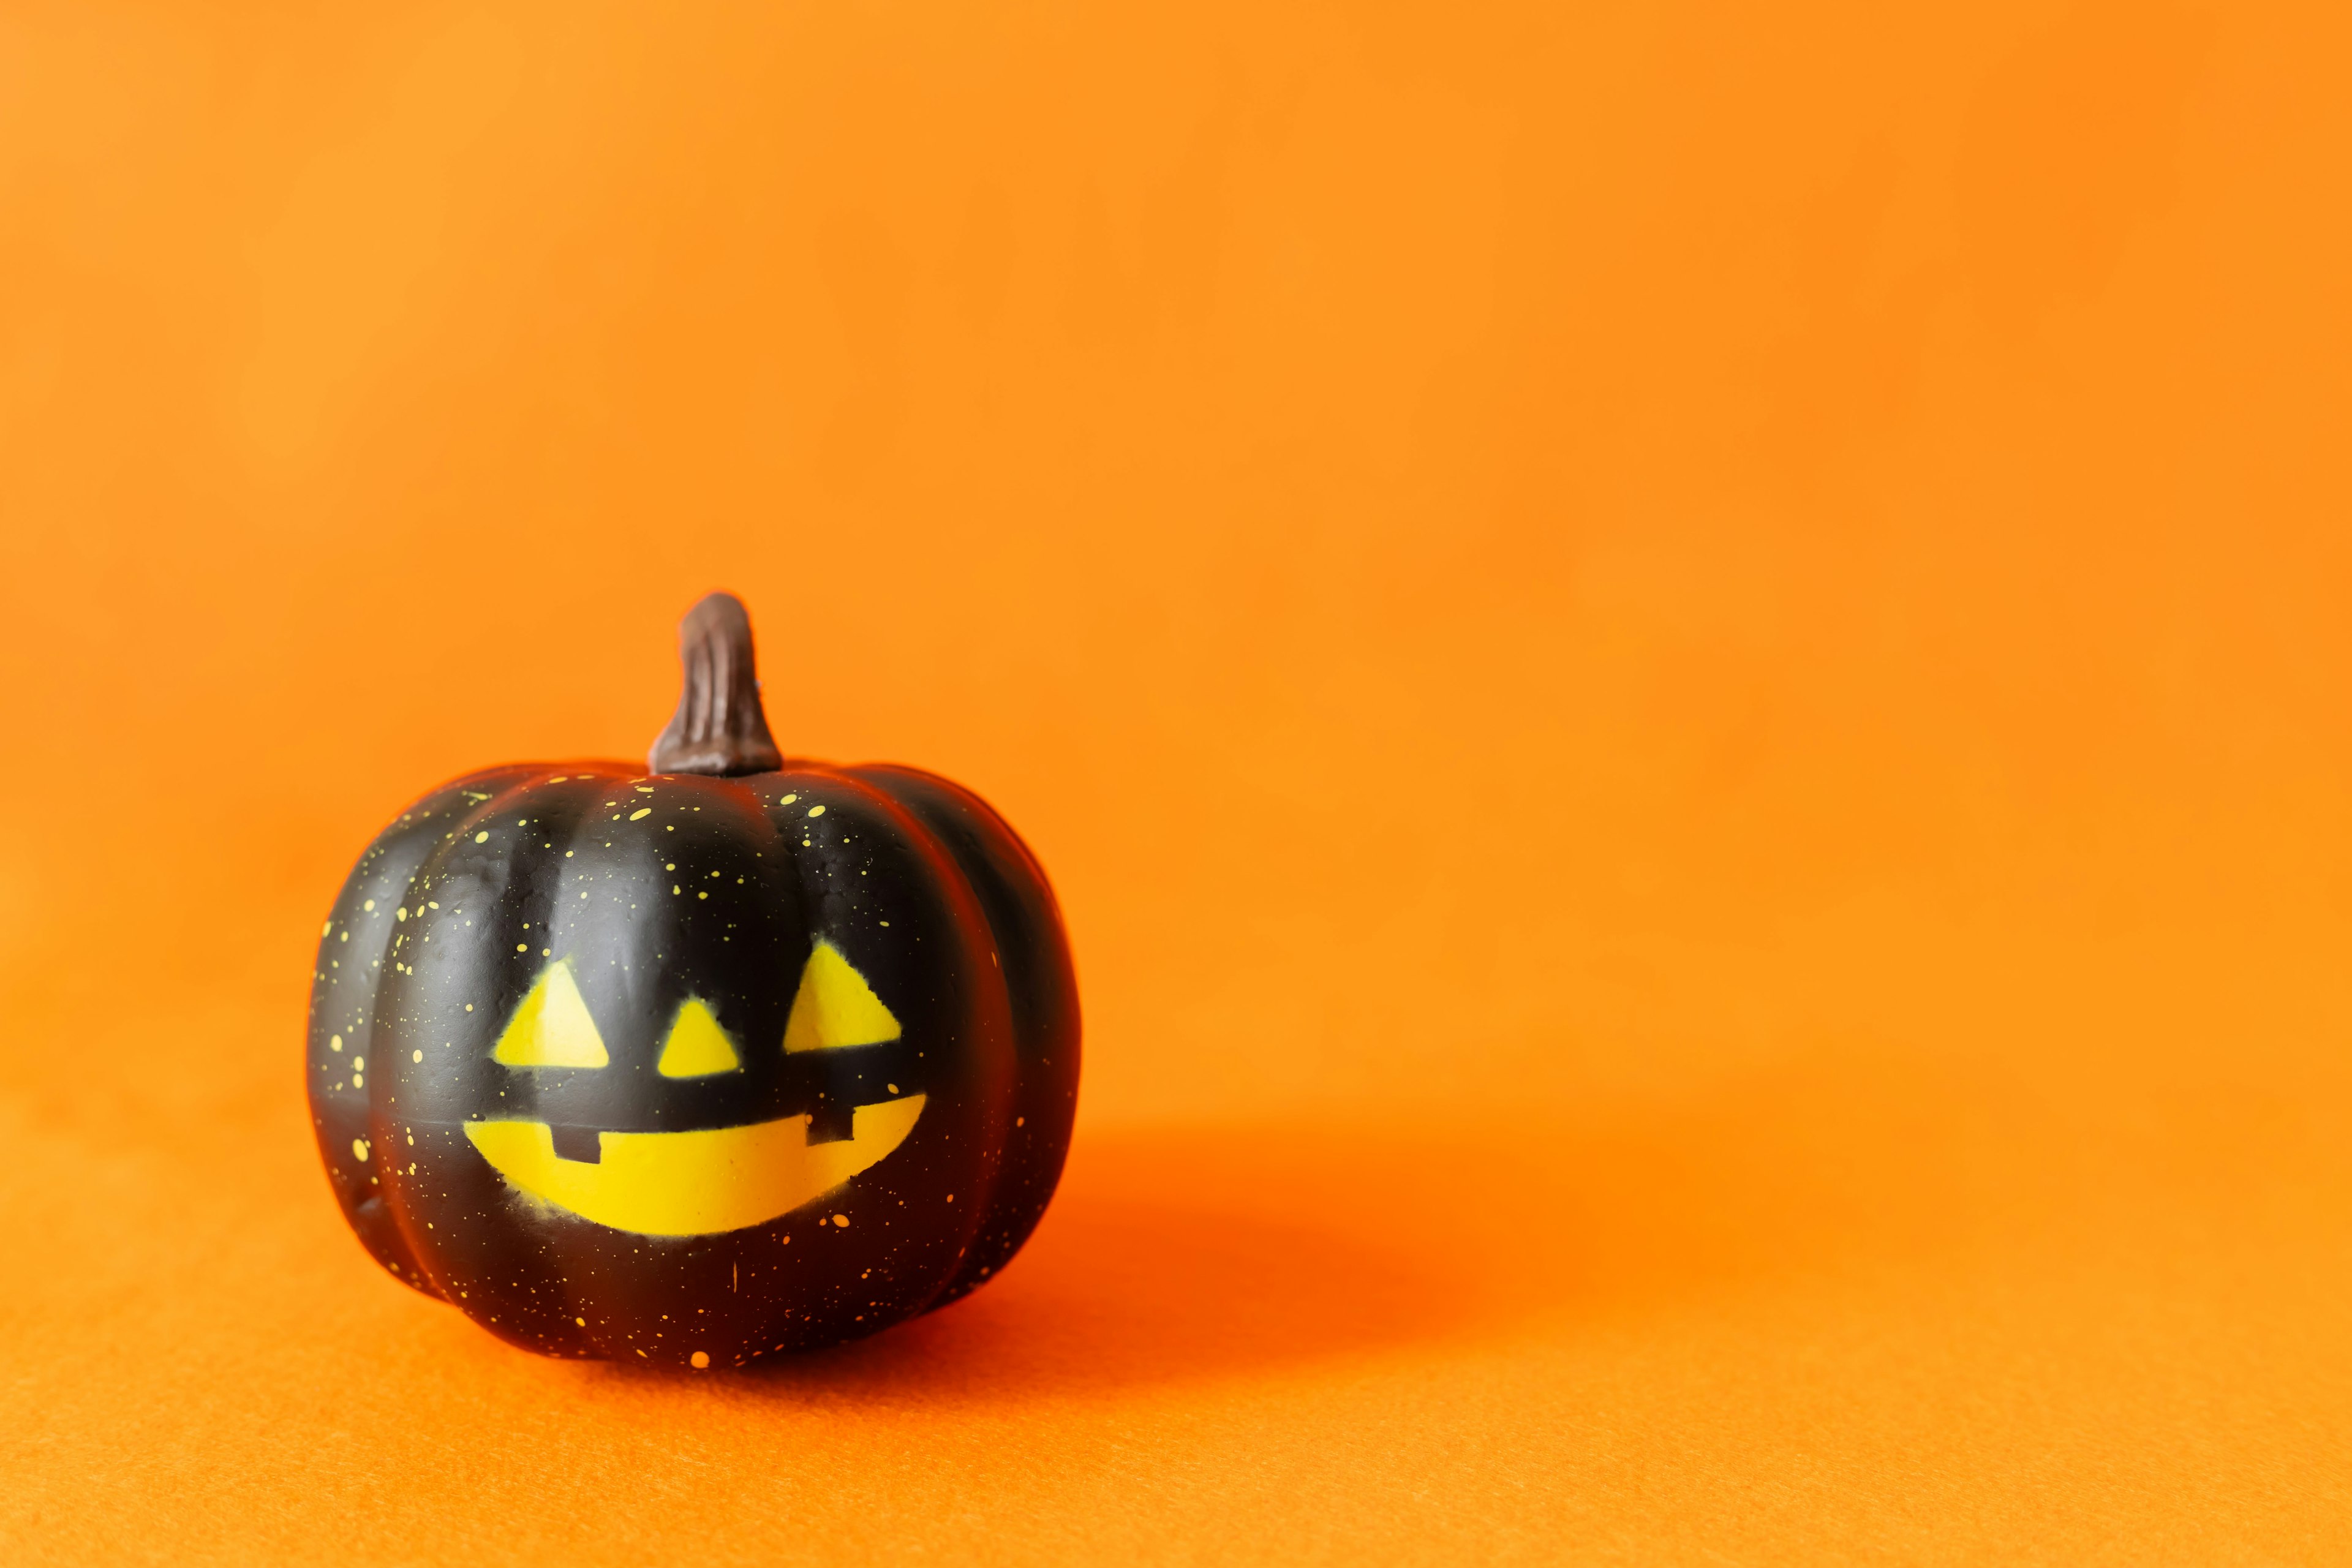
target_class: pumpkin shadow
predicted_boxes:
[729,1129,1473,1401]
[718,1053,2010,1404]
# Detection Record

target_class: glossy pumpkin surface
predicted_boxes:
[306,599,1077,1364]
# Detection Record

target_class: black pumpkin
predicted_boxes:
[306,594,1079,1365]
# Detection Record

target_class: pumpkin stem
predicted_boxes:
[647,592,784,777]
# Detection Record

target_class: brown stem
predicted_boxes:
[647,592,783,776]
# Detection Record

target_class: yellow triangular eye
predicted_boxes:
[492,960,610,1069]
[656,997,742,1077]
[783,939,901,1052]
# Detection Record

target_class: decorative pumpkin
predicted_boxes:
[306,593,1079,1365]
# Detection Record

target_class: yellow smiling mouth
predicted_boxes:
[463,1095,925,1237]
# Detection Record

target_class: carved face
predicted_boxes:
[464,935,923,1237]
[307,760,1078,1366]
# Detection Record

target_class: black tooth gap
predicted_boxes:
[548,1124,604,1162]
[806,1098,857,1144]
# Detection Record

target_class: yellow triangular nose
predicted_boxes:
[655,997,742,1077]
[783,940,902,1052]
[491,960,610,1068]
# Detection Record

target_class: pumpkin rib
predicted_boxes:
[848,763,1082,1310]
[306,761,551,1300]
[753,762,1023,1324]
[377,764,646,1356]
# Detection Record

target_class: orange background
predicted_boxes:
[4,1,2350,1561]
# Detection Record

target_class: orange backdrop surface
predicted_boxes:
[4,1,2351,1562]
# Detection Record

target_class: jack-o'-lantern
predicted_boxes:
[306,593,1079,1365]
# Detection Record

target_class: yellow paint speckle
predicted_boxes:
[321,920,333,937]
[630,807,652,821]
[352,1138,369,1161]
[690,1351,710,1370]
[779,794,798,806]
[635,786,655,794]
[396,907,408,922]
[575,1316,586,1327]
[807,805,826,818]
[698,891,708,900]
[475,831,490,843]
[886,1083,899,1094]
[516,943,529,952]
[466,1003,475,1012]
[412,1050,423,1063]
[831,1213,850,1227]
[329,1035,344,1052]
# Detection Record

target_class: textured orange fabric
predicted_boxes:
[4,2,2351,1561]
